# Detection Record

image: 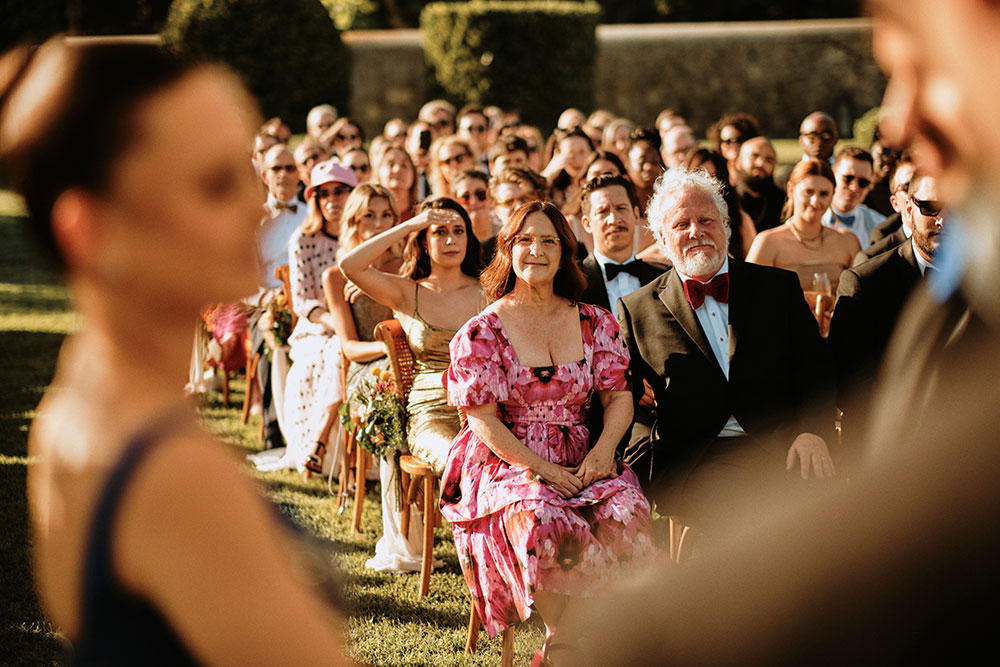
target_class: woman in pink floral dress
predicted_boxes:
[441,201,656,665]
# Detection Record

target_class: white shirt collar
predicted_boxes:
[911,238,936,276]
[594,250,637,269]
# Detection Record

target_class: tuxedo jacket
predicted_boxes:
[579,254,666,316]
[869,211,903,244]
[854,223,906,266]
[617,258,836,497]
[829,239,922,447]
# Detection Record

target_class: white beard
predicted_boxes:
[665,239,726,278]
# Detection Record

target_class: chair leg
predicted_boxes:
[400,470,411,540]
[220,368,231,407]
[417,473,435,600]
[465,599,481,654]
[241,353,259,425]
[352,449,368,533]
[500,626,515,667]
[337,428,353,513]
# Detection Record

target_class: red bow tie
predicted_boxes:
[683,273,730,309]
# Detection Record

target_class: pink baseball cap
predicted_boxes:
[305,159,358,199]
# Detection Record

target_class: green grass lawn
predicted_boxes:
[0,211,544,666]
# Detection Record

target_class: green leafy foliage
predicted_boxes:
[421,1,601,130]
[162,0,350,131]
[853,106,881,148]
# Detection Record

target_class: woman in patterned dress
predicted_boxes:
[441,201,657,665]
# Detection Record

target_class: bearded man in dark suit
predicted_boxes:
[830,171,945,455]
[617,167,837,528]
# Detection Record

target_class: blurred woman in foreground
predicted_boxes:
[0,39,351,665]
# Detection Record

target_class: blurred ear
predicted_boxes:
[50,188,100,273]
[580,213,593,234]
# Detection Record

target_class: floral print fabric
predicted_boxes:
[441,304,656,638]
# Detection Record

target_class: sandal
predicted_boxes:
[304,440,326,476]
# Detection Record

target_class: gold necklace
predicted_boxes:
[788,221,824,248]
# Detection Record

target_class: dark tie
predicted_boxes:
[833,212,856,226]
[604,261,643,281]
[683,273,730,310]
[275,201,298,213]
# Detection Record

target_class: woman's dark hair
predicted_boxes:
[0,38,201,273]
[480,201,586,303]
[581,149,627,182]
[707,112,761,154]
[683,148,750,259]
[400,197,483,280]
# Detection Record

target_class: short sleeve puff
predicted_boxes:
[583,304,630,392]
[447,315,510,407]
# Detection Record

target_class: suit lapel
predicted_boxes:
[658,269,716,366]
[727,260,744,365]
[581,255,612,312]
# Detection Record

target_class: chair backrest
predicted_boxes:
[375,319,416,408]
[274,264,298,329]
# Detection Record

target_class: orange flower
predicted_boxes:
[379,370,393,383]
[371,367,383,378]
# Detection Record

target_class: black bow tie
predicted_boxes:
[275,201,298,213]
[604,261,643,281]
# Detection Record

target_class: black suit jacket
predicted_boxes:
[829,239,922,450]
[617,259,836,504]
[854,223,907,266]
[579,254,666,316]
[869,211,902,244]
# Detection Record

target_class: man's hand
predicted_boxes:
[786,433,836,480]
[638,379,656,409]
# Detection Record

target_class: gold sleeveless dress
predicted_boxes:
[394,301,463,475]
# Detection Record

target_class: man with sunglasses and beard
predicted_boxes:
[822,147,886,247]
[829,171,945,463]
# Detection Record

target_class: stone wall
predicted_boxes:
[343,18,884,139]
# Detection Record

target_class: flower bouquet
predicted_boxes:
[339,367,408,508]
[257,288,294,359]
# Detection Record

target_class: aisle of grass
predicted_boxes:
[0,212,543,666]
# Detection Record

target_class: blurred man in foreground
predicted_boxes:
[568,1,1000,662]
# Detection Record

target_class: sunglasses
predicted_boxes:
[910,196,943,217]
[801,130,835,142]
[458,189,487,202]
[316,184,351,198]
[349,164,371,174]
[268,164,296,173]
[720,137,743,145]
[839,173,872,189]
[441,153,470,166]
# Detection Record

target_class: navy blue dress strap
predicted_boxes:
[70,408,199,666]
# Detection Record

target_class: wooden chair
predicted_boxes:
[668,517,691,564]
[374,319,443,596]
[465,601,515,667]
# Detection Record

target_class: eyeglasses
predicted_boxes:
[839,173,872,189]
[349,164,371,174]
[316,184,352,198]
[910,196,943,217]
[801,130,835,142]
[268,164,296,173]
[457,189,487,202]
[441,152,470,166]
[514,234,560,249]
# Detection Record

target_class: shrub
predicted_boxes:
[421,1,601,130]
[163,0,350,132]
[853,106,881,148]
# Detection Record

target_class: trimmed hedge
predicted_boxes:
[162,0,349,131]
[421,1,601,130]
